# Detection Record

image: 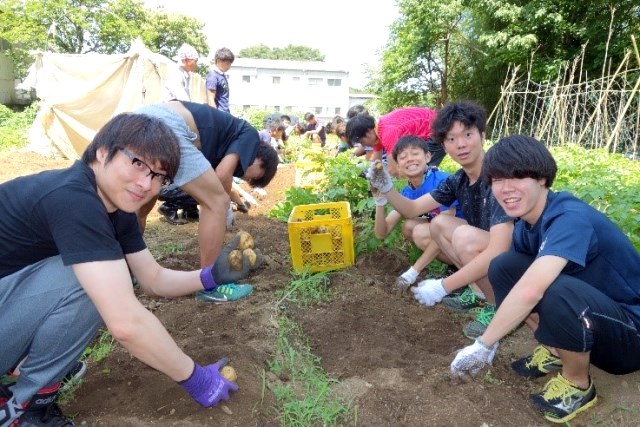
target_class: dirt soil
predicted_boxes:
[2,150,639,427]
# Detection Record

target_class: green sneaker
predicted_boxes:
[195,284,253,302]
[531,374,598,423]
[441,286,486,312]
[512,345,562,379]
[462,303,495,339]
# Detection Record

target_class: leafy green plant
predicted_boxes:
[268,186,320,221]
[82,329,114,364]
[0,103,37,151]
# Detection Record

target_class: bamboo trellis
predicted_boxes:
[488,37,640,158]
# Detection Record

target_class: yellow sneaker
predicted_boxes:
[531,374,598,423]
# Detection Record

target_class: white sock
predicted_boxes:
[400,267,419,284]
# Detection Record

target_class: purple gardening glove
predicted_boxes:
[179,361,239,407]
[200,235,251,289]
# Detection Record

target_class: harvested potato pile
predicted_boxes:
[243,248,257,266]
[228,249,243,270]
[238,231,254,250]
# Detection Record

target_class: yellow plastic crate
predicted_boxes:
[288,202,355,272]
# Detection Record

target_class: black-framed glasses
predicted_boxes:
[121,148,173,187]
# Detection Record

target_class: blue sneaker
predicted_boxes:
[195,284,253,302]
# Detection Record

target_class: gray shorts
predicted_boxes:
[134,104,211,189]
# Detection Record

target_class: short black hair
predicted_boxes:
[391,135,430,162]
[249,141,279,188]
[345,113,375,145]
[482,135,557,188]
[432,101,486,145]
[215,47,235,63]
[304,112,315,122]
[347,104,368,120]
[81,113,180,179]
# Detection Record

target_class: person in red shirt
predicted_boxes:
[345,107,445,176]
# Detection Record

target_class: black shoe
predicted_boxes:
[19,402,75,426]
[159,209,186,225]
[183,208,199,221]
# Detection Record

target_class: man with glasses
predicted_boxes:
[0,114,244,426]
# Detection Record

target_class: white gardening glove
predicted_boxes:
[226,206,235,230]
[370,186,388,207]
[253,187,268,198]
[367,160,393,193]
[396,267,419,291]
[450,338,499,382]
[411,278,447,306]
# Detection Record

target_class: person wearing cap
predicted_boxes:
[206,48,235,113]
[164,43,200,102]
[346,107,446,177]
[372,135,463,292]
[133,100,279,268]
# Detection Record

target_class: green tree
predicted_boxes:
[0,0,208,78]
[239,44,325,61]
[369,0,469,111]
[370,0,640,113]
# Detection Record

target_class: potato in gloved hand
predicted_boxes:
[228,249,243,270]
[238,231,254,250]
[242,248,264,270]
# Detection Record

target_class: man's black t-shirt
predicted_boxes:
[430,169,512,231]
[0,161,146,278]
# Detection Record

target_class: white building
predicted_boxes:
[225,58,350,120]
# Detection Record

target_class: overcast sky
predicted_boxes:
[144,0,399,88]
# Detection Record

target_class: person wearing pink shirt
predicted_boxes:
[345,107,445,177]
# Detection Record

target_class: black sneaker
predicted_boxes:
[512,345,562,379]
[531,374,598,423]
[183,207,200,221]
[19,402,75,426]
[62,362,86,384]
[158,208,186,225]
[1,384,24,426]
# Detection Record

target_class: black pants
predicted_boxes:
[158,187,198,211]
[489,251,640,375]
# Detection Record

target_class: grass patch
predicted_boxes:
[275,270,332,307]
[266,316,354,426]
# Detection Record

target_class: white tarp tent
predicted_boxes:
[25,39,206,158]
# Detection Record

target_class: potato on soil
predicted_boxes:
[243,248,257,266]
[238,231,254,250]
[228,249,243,270]
[220,365,237,382]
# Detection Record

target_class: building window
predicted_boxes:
[292,77,300,83]
[308,78,322,85]
[334,107,341,115]
[327,79,342,86]
[242,75,251,83]
[272,76,281,84]
[314,107,322,114]
[274,106,280,111]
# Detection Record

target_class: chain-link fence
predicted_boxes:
[488,44,640,158]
